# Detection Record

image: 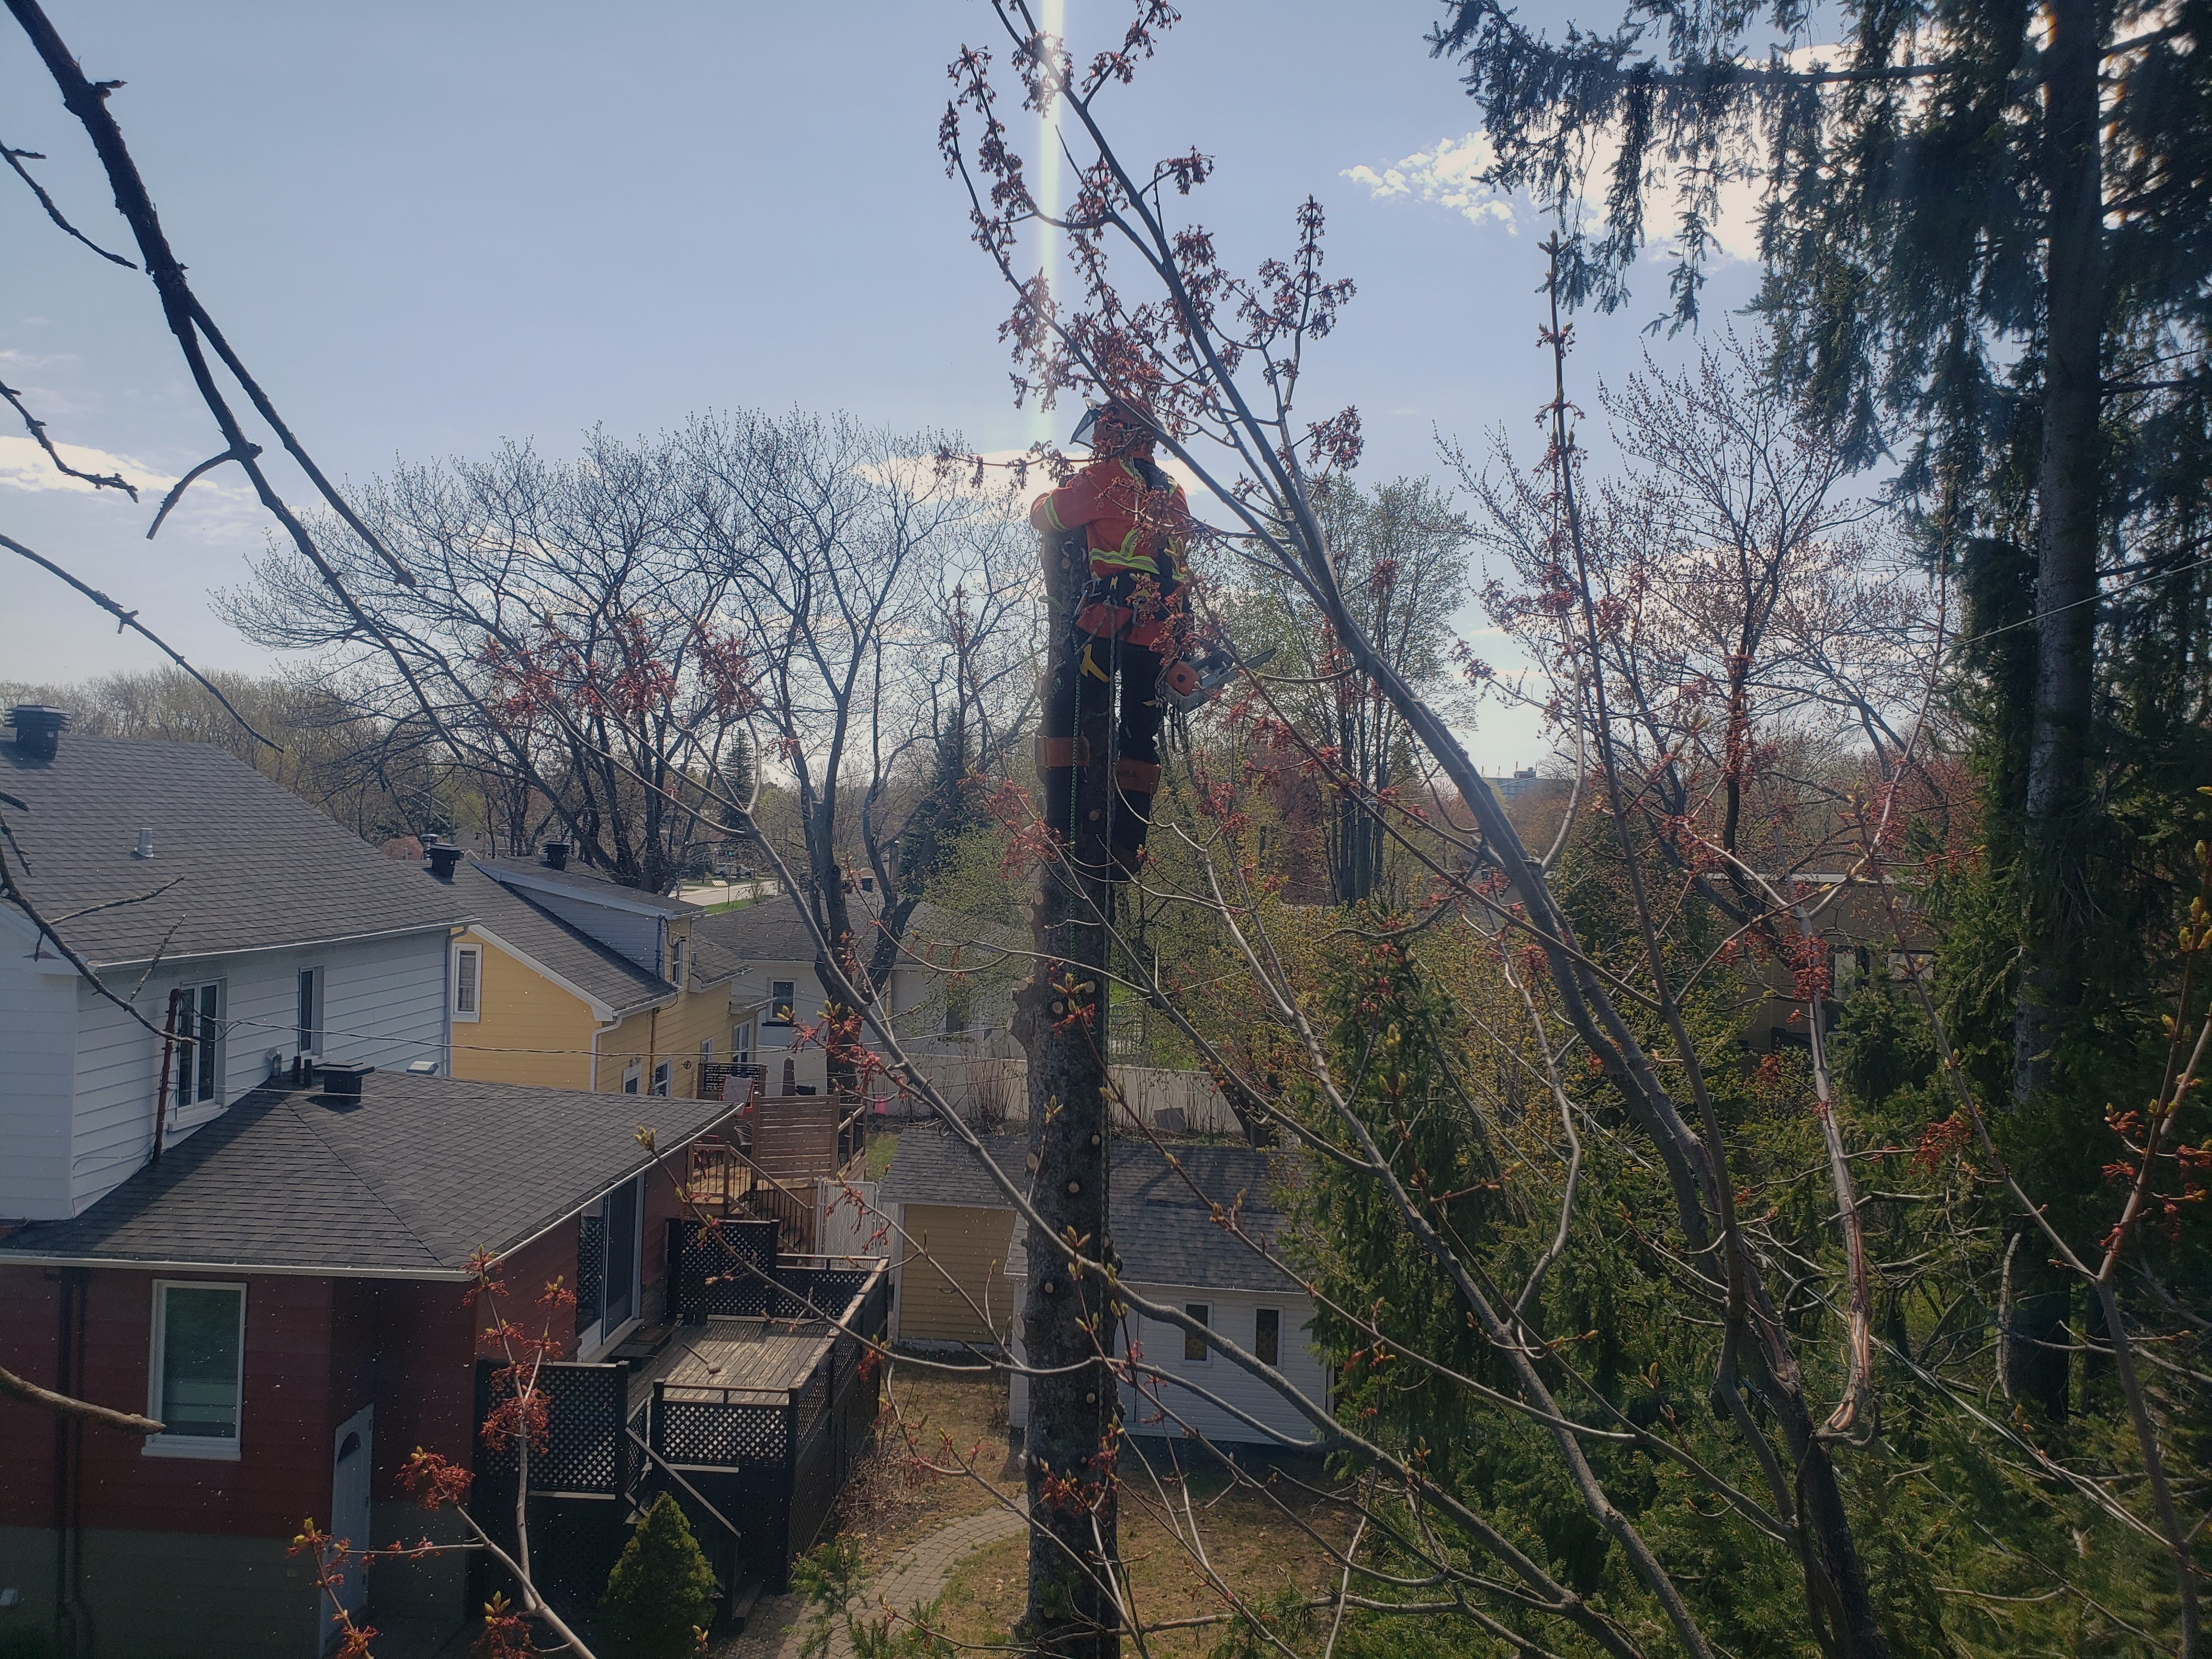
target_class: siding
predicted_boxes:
[0,941,80,1220]
[509,885,661,972]
[65,929,451,1216]
[594,981,729,1099]
[893,1203,1017,1344]
[1117,1286,1330,1447]
[449,928,599,1091]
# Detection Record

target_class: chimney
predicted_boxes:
[5,705,69,760]
[133,828,154,859]
[781,1055,797,1096]
[426,844,464,880]
[542,840,572,871]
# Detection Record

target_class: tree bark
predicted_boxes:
[2014,0,2106,1113]
[1012,533,1121,1659]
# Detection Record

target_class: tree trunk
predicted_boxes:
[1012,542,1121,1659]
[2015,0,2105,1112]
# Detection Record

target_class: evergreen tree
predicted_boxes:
[597,1493,718,1659]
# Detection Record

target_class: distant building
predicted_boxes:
[1485,767,1544,800]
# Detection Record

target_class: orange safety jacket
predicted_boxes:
[1031,454,1190,647]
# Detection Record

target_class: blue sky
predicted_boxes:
[1,0,1762,771]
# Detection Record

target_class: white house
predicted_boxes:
[874,1130,1333,1449]
[0,709,469,1221]
[691,887,938,1091]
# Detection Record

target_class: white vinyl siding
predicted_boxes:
[62,929,452,1216]
[1117,1288,1330,1447]
[0,940,81,1220]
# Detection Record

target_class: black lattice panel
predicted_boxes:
[533,1363,625,1495]
[656,1397,788,1466]
[699,1219,782,1317]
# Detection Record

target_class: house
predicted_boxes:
[873,1132,1333,1448]
[433,845,743,1098]
[0,708,469,1223]
[691,888,917,1093]
[0,1066,738,1659]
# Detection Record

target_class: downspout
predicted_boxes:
[53,1267,92,1658]
[589,1019,618,1091]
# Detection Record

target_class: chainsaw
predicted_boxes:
[1161,643,1275,714]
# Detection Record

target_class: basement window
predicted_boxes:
[145,1281,245,1460]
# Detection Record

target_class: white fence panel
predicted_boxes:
[815,1177,888,1258]
[881,1052,1243,1137]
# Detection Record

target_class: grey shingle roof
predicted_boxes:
[2,735,467,967]
[478,856,695,915]
[442,862,672,1017]
[691,889,882,968]
[878,1131,1304,1294]
[0,1071,735,1276]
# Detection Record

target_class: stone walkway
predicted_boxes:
[716,1503,1029,1659]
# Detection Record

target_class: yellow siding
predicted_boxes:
[449,929,596,1090]
[896,1204,1018,1344]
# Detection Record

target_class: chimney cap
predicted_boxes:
[5,704,70,760]
[425,844,465,879]
[541,840,572,871]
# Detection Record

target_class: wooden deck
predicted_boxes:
[628,1317,835,1414]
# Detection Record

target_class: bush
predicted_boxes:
[597,1493,718,1658]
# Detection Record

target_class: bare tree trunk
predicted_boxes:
[1012,534,1120,1659]
[2015,0,2104,1114]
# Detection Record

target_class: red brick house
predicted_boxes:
[0,1068,736,1658]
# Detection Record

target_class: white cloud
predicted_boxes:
[1346,131,1768,264]
[1344,136,1517,232]
[0,433,173,496]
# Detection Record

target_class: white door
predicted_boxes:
[323,1406,373,1650]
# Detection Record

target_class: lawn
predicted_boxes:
[927,1448,1352,1657]
[829,1361,1021,1561]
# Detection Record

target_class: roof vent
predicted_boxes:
[5,704,69,760]
[133,828,154,859]
[542,840,572,871]
[318,1060,374,1103]
[426,844,464,880]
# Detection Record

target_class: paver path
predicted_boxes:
[717,1503,1029,1659]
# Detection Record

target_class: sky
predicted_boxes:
[1,0,1764,774]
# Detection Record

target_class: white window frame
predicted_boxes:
[622,1058,643,1094]
[296,966,325,1057]
[732,1020,754,1065]
[1183,1302,1211,1364]
[699,1037,713,1071]
[452,944,482,1022]
[171,980,227,1109]
[144,1279,246,1461]
[669,935,687,989]
[651,1058,672,1097]
[578,1177,646,1359]
[768,980,796,1026]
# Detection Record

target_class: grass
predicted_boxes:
[864,1126,900,1183]
[927,1450,1350,1657]
[828,1362,1021,1565]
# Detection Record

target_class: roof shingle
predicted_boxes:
[2,735,466,967]
[0,1070,735,1276]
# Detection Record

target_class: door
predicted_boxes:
[323,1406,373,1649]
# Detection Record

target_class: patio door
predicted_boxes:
[323,1405,373,1649]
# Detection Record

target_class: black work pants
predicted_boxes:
[1040,628,1164,876]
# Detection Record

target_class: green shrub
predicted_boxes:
[596,1492,718,1658]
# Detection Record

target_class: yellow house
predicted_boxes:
[421,849,741,1097]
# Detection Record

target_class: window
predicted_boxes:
[172,981,225,1107]
[146,1281,244,1458]
[732,1020,754,1065]
[452,944,482,1022]
[1254,1307,1281,1368]
[651,1058,672,1097]
[699,1038,713,1073]
[622,1059,642,1094]
[669,935,687,988]
[768,980,796,1025]
[295,967,325,1056]
[1183,1303,1211,1363]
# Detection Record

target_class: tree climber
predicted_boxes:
[1031,394,1192,879]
